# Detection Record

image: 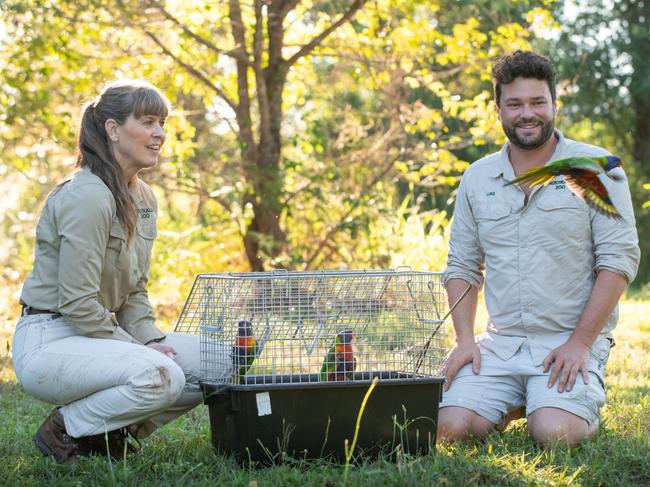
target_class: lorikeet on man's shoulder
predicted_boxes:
[504,155,624,219]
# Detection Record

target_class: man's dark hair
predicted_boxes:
[492,50,556,106]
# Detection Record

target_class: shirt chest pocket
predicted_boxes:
[473,203,512,246]
[534,193,590,240]
[105,220,129,269]
[136,222,156,269]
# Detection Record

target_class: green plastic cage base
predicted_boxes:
[202,372,444,464]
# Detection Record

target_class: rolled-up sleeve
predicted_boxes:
[56,185,137,342]
[591,169,640,283]
[442,176,485,289]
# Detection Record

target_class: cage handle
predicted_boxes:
[414,282,473,374]
[394,265,413,272]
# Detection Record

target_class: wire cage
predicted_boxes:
[174,268,449,462]
[174,268,448,385]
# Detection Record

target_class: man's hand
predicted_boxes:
[543,339,591,393]
[441,341,481,392]
[147,341,177,359]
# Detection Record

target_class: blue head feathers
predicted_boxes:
[604,155,622,171]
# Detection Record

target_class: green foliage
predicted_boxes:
[278,0,553,268]
[0,0,559,316]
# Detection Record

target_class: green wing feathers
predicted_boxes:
[320,346,336,381]
[502,156,623,219]
[504,165,557,187]
[505,157,603,188]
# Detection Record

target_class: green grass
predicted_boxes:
[1,302,649,486]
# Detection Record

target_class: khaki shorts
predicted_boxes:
[440,339,608,426]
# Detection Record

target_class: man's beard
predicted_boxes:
[502,119,555,150]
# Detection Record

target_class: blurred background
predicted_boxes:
[1,0,648,332]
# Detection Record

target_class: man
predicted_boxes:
[437,51,640,446]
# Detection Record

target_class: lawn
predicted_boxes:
[1,301,648,486]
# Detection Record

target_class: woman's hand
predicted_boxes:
[146,341,177,359]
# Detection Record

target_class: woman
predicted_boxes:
[12,79,203,463]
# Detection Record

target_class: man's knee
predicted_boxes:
[437,406,495,442]
[527,407,597,447]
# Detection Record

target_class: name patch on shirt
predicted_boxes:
[138,208,154,219]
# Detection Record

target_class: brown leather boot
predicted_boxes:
[109,429,140,458]
[76,432,112,458]
[34,408,81,463]
[79,428,140,461]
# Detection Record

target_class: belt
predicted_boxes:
[21,305,62,320]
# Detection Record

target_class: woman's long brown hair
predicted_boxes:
[77,79,170,243]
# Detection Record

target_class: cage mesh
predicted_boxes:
[174,269,448,385]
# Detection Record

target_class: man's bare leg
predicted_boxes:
[527,407,598,447]
[437,406,496,442]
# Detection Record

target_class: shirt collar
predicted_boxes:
[489,129,566,180]
[79,165,144,205]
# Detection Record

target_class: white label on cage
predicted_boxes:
[256,392,272,416]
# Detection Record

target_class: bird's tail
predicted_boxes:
[504,167,556,187]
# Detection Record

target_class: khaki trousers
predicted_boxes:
[12,313,206,439]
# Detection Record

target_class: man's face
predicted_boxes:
[496,77,556,150]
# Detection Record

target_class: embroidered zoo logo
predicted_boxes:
[550,179,566,190]
[138,208,154,219]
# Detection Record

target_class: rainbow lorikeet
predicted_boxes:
[504,155,624,219]
[232,320,259,379]
[320,329,357,382]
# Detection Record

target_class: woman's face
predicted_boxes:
[109,113,166,178]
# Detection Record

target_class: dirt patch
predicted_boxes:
[155,366,171,389]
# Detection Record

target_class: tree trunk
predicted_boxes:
[235,0,366,271]
[627,0,650,282]
[238,1,288,271]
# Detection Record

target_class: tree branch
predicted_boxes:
[277,0,300,18]
[146,0,252,66]
[303,146,403,269]
[229,0,256,159]
[254,0,272,149]
[282,180,314,206]
[283,0,368,71]
[156,172,232,210]
[143,30,238,113]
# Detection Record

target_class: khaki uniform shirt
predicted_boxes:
[20,167,165,344]
[443,131,640,366]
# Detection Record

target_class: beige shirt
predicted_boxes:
[20,167,165,344]
[443,131,640,365]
